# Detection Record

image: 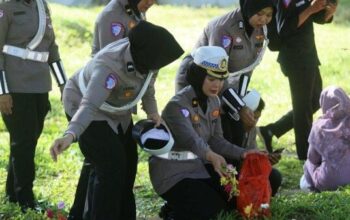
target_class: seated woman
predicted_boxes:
[149,46,260,219]
[302,86,350,192]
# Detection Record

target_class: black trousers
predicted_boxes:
[2,93,50,208]
[267,66,322,160]
[78,121,138,220]
[68,158,94,220]
[161,176,233,220]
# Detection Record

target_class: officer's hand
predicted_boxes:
[50,134,74,162]
[310,0,327,14]
[241,149,267,159]
[325,3,337,21]
[239,107,256,129]
[206,150,227,177]
[147,112,162,127]
[268,152,282,165]
[0,94,13,115]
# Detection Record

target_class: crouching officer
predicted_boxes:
[149,46,262,219]
[0,0,67,210]
[50,21,184,220]
[69,1,155,219]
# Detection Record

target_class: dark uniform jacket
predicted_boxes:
[0,0,60,93]
[149,86,246,195]
[273,0,332,72]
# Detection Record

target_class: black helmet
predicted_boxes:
[132,119,174,155]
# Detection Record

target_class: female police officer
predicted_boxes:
[50,21,183,220]
[0,0,66,210]
[259,0,337,159]
[149,46,261,219]
[68,1,155,219]
[175,0,274,144]
[92,0,155,56]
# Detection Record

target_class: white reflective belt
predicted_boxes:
[228,25,269,78]
[78,68,154,113]
[27,0,46,50]
[2,45,49,62]
[156,151,198,160]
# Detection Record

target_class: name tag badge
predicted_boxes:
[233,45,243,50]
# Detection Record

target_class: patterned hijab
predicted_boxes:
[308,86,350,166]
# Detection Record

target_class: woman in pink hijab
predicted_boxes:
[303,86,350,191]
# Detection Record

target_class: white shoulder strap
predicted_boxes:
[78,68,155,113]
[228,25,269,78]
[27,0,47,50]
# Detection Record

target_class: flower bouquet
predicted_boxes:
[220,164,239,201]
[46,201,68,220]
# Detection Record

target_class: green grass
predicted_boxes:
[1,1,350,219]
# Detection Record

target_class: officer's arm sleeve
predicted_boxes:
[91,21,101,57]
[207,25,232,55]
[0,6,10,95]
[193,25,209,49]
[162,101,210,159]
[66,67,114,138]
[49,60,67,86]
[141,72,158,115]
[208,111,245,161]
[47,25,67,86]
[94,15,126,56]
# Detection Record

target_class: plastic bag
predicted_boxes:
[237,153,272,219]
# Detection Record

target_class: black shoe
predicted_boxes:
[159,202,175,220]
[258,126,273,152]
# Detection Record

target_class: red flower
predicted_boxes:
[47,209,54,219]
[57,213,67,220]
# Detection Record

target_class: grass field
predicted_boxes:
[0,0,350,219]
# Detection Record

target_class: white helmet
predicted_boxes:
[132,119,174,155]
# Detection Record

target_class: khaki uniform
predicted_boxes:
[149,86,245,195]
[63,38,158,138]
[0,0,60,93]
[91,0,142,56]
[0,0,64,209]
[176,8,265,92]
[69,2,145,217]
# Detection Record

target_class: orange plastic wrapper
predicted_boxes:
[237,153,272,219]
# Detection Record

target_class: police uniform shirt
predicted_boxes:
[91,0,141,56]
[63,38,158,139]
[195,8,265,75]
[0,0,60,93]
[276,0,331,71]
[176,8,265,92]
[149,86,245,195]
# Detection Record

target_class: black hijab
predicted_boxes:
[129,21,184,74]
[186,62,208,113]
[128,0,141,18]
[239,0,274,36]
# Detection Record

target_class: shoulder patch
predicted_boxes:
[222,35,232,48]
[105,74,118,90]
[111,22,124,37]
[180,108,190,118]
[0,10,4,18]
